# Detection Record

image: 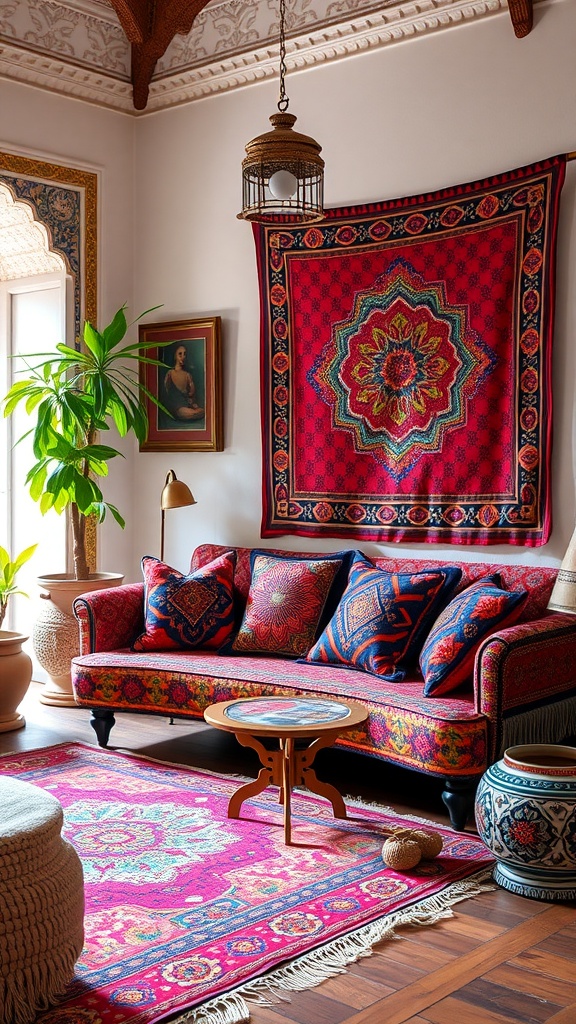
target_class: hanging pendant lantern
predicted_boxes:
[238,0,324,224]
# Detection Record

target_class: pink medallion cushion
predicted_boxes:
[132,551,237,652]
[420,574,529,696]
[223,552,345,658]
[304,555,462,681]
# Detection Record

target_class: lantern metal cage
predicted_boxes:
[239,113,324,224]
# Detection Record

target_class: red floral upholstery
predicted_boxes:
[72,544,576,830]
[75,582,144,655]
[72,649,487,777]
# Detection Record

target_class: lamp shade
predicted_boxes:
[160,471,196,561]
[548,526,576,614]
[161,470,196,511]
[238,113,325,224]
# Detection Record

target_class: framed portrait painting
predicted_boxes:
[139,316,223,452]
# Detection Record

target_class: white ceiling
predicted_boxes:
[0,0,529,113]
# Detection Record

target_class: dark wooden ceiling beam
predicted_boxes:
[108,0,212,109]
[107,0,147,43]
[109,0,536,109]
[508,0,533,37]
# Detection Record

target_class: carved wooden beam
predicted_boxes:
[107,0,147,44]
[508,0,533,37]
[109,0,212,109]
[110,0,536,109]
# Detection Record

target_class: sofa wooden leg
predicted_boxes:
[90,708,115,748]
[441,778,476,831]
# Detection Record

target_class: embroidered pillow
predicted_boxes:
[420,574,528,696]
[304,555,462,680]
[246,548,357,629]
[223,552,345,658]
[132,551,237,652]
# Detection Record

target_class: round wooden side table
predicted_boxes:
[204,695,368,844]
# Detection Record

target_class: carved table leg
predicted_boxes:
[294,731,348,818]
[227,728,349,842]
[228,732,282,819]
[282,737,294,844]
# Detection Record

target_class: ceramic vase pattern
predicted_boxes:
[475,744,576,901]
[34,573,124,707]
[0,632,33,732]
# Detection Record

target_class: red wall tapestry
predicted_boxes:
[255,156,566,546]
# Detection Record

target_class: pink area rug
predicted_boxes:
[0,743,493,1024]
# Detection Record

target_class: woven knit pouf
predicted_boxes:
[0,776,84,1024]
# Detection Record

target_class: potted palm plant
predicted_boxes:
[2,304,163,705]
[0,543,37,731]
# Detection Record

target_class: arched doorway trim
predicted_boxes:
[0,151,98,570]
[0,151,97,340]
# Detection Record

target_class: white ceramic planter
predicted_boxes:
[33,573,124,707]
[475,744,576,901]
[0,631,33,732]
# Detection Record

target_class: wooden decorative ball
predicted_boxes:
[382,837,422,870]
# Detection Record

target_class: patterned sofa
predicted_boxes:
[71,544,576,830]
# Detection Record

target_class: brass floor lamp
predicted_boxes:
[160,470,196,562]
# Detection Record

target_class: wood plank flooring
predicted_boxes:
[2,683,575,1024]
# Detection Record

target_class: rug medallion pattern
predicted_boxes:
[0,743,493,1024]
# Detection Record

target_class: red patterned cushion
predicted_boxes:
[420,574,528,696]
[132,552,237,652]
[224,552,344,657]
[305,556,462,680]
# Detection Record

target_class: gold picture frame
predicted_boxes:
[139,316,223,452]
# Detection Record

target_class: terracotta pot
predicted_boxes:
[0,631,33,732]
[475,743,576,901]
[33,573,124,707]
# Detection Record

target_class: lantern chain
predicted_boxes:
[277,0,289,113]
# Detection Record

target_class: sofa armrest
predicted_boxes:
[74,583,145,654]
[474,613,576,760]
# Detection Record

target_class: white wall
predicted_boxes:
[2,1,575,583]
[132,0,576,576]
[0,82,135,577]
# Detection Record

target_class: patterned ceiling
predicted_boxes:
[0,0,534,113]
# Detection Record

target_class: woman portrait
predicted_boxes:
[139,315,222,452]
[159,339,206,429]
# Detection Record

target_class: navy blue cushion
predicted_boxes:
[420,574,528,695]
[304,554,462,680]
[132,551,237,652]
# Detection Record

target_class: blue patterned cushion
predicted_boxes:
[304,555,462,680]
[420,574,528,696]
[132,551,237,652]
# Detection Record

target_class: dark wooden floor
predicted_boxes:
[3,683,576,1024]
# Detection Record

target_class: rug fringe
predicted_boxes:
[174,867,494,1024]
[176,991,251,1023]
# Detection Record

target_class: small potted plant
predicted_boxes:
[2,304,164,704]
[0,542,37,732]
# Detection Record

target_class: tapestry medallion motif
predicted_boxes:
[255,156,566,545]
